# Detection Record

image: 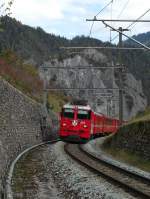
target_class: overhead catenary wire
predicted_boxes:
[111,8,150,42]
[90,26,107,34]
[110,0,113,42]
[89,21,95,37]
[60,46,145,50]
[89,0,113,37]
[117,0,130,19]
[127,8,150,29]
[103,21,150,50]
[95,0,113,18]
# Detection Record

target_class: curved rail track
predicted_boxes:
[6,139,60,199]
[64,143,150,199]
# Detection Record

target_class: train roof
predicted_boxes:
[63,104,91,111]
[70,99,88,106]
[93,111,104,116]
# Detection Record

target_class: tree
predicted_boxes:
[0,1,14,51]
[0,0,14,17]
[0,0,14,31]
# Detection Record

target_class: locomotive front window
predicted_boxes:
[63,108,74,119]
[77,110,91,120]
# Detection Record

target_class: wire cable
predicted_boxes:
[89,21,95,37]
[127,8,150,29]
[111,8,150,42]
[91,26,106,34]
[95,0,113,17]
[103,21,150,50]
[89,0,113,37]
[110,0,113,42]
[117,0,130,19]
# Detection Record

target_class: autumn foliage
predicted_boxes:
[0,50,43,102]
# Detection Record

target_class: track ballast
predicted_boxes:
[64,143,150,199]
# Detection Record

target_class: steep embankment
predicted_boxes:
[102,117,150,171]
[0,52,62,197]
[0,77,45,198]
[0,50,43,102]
[0,50,68,113]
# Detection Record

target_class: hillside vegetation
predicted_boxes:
[102,104,150,172]
[0,16,150,105]
[130,106,150,123]
[0,50,42,101]
[0,16,114,64]
[0,50,68,112]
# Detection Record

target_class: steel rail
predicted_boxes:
[5,139,60,199]
[79,145,150,182]
[64,143,150,199]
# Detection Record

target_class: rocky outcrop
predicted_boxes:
[0,78,44,198]
[39,49,147,120]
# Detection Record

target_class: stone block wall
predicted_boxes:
[105,121,150,161]
[0,78,44,198]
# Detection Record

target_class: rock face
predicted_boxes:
[39,49,147,120]
[0,78,44,197]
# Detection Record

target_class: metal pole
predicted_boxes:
[43,68,48,114]
[106,99,110,117]
[119,28,123,124]
[118,27,128,124]
[102,21,150,51]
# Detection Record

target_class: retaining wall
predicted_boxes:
[104,121,150,161]
[0,78,44,198]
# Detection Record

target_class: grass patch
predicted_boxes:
[130,114,150,123]
[12,146,46,197]
[129,106,150,123]
[47,92,70,113]
[103,147,150,173]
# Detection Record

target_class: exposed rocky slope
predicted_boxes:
[39,49,147,120]
[0,16,149,119]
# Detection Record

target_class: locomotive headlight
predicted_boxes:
[62,123,67,126]
[83,124,88,128]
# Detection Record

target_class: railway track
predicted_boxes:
[6,139,60,199]
[64,143,150,199]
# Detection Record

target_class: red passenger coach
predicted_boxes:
[59,103,120,143]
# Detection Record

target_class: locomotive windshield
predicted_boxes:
[77,110,91,120]
[62,108,74,119]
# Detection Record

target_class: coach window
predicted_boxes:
[63,108,74,119]
[106,119,112,126]
[77,110,91,120]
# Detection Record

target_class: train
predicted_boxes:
[59,102,120,143]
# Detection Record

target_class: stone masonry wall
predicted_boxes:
[104,121,150,161]
[0,77,44,198]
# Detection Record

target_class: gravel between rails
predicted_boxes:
[12,144,63,199]
[45,141,138,199]
[83,138,150,180]
[12,141,140,199]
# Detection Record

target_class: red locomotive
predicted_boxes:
[59,102,120,143]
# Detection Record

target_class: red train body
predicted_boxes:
[59,104,120,143]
